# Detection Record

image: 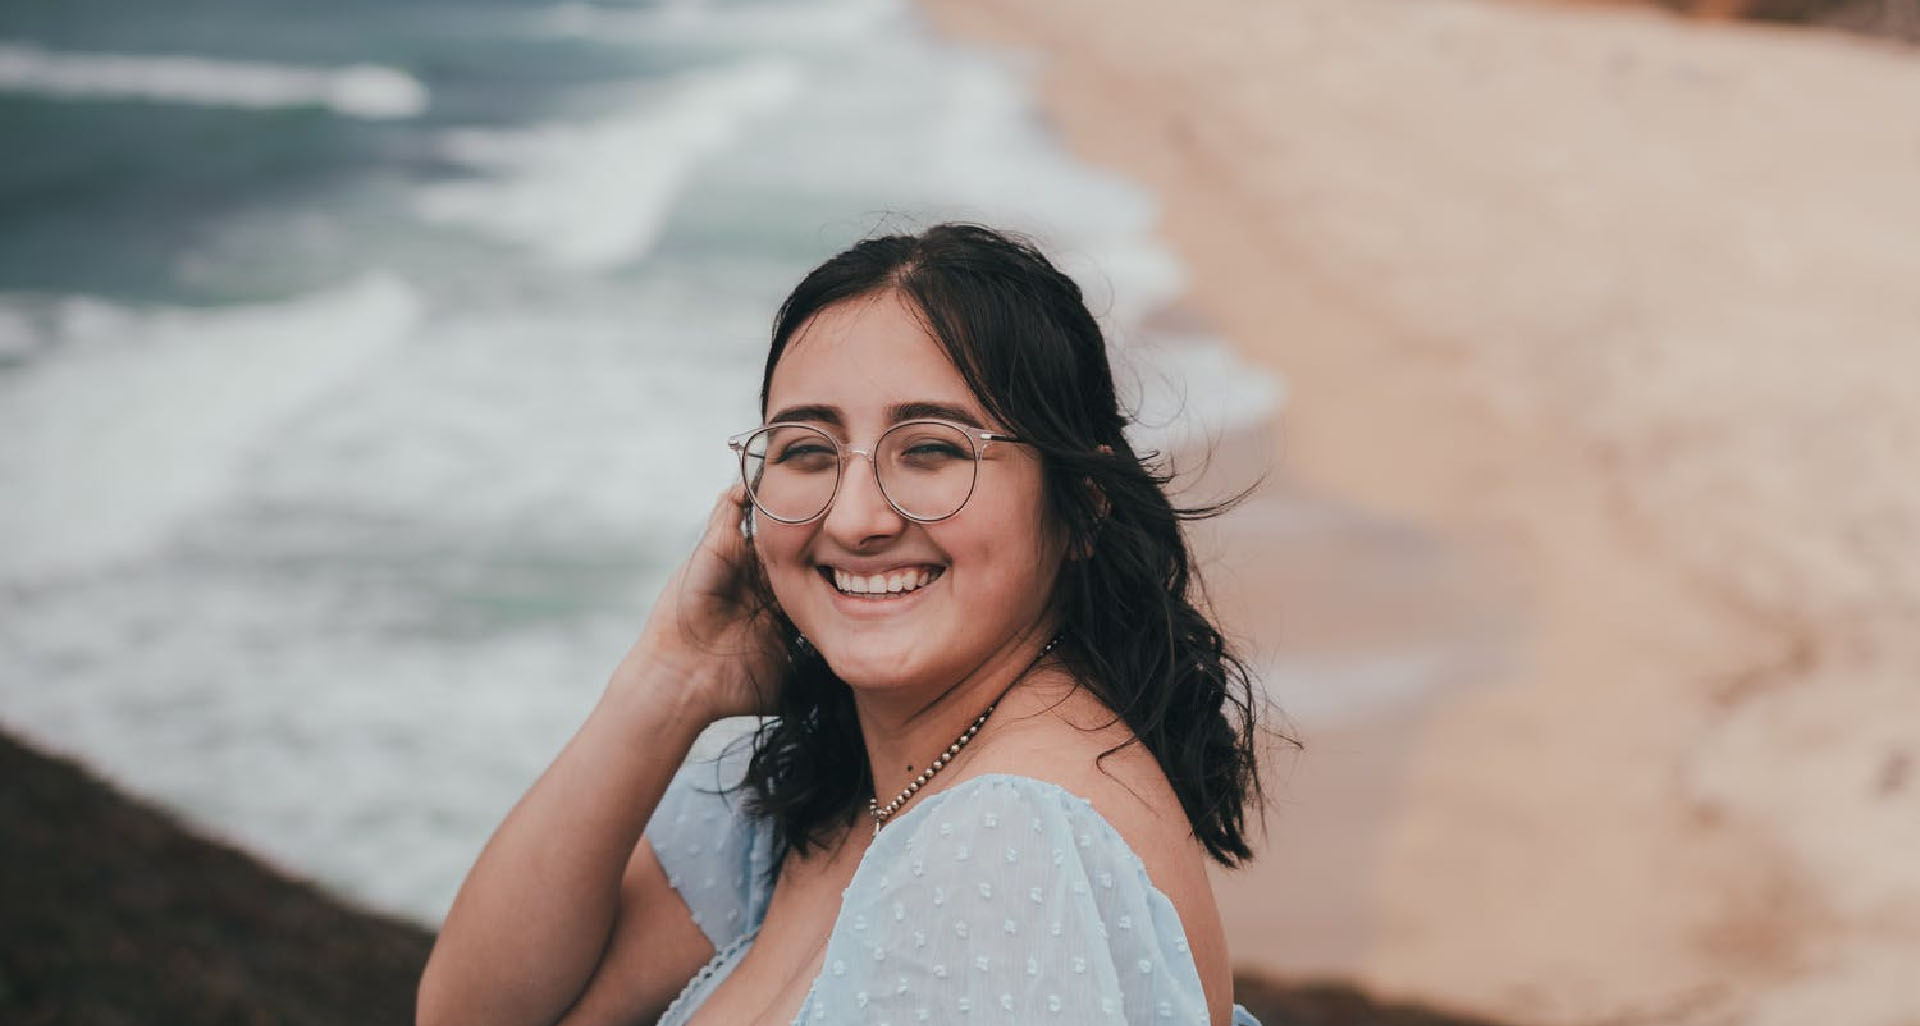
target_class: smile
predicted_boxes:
[824,565,945,597]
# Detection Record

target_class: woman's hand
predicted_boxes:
[422,491,775,1026]
[612,485,786,723]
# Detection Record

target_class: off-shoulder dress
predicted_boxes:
[644,746,1263,1026]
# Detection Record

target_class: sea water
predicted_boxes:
[0,0,1281,922]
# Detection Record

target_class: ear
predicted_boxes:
[1069,446,1113,561]
[1088,444,1114,521]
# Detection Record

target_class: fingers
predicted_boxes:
[727,485,753,542]
[700,485,756,568]
[708,484,748,527]
[702,486,747,538]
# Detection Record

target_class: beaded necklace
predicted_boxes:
[865,634,1062,837]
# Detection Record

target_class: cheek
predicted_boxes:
[752,525,818,601]
[949,494,1065,592]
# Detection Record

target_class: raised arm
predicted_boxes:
[418,488,784,1026]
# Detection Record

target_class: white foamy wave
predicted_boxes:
[0,41,427,119]
[0,302,38,362]
[541,0,897,48]
[0,275,422,580]
[1259,647,1475,728]
[1125,336,1288,454]
[414,60,803,270]
[245,302,760,540]
[900,50,1289,453]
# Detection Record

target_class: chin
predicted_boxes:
[781,574,952,688]
[814,633,927,690]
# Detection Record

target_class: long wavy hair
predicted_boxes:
[736,223,1267,867]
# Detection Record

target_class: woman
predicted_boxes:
[418,224,1267,1026]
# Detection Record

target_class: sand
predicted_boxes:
[918,1,1920,1023]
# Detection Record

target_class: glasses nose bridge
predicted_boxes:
[837,441,888,501]
[813,437,906,532]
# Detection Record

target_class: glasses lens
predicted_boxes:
[743,425,839,522]
[876,421,978,521]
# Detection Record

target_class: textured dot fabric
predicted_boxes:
[645,747,1263,1026]
[646,745,781,955]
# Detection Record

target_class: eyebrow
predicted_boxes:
[765,401,988,431]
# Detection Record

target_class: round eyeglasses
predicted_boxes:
[728,419,1027,524]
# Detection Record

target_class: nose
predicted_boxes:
[821,449,905,545]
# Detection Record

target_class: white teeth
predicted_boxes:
[830,567,942,596]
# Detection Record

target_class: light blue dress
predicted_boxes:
[646,746,1263,1026]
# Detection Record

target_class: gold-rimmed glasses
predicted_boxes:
[727,419,1027,524]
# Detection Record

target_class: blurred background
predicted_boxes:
[3,0,1917,1024]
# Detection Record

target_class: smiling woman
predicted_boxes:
[747,289,1064,704]
[417,225,1269,1026]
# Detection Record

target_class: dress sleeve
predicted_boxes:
[643,738,780,952]
[803,775,1215,1025]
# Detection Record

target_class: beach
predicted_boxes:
[919,0,1920,1022]
[5,0,1918,1019]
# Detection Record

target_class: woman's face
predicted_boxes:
[754,290,1066,692]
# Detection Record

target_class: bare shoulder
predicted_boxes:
[975,674,1193,844]
[962,675,1233,1015]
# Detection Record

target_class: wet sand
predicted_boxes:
[1175,420,1520,980]
[922,1,1920,1022]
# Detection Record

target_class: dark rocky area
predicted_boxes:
[1655,0,1920,42]
[1232,974,1518,1026]
[0,729,432,1025]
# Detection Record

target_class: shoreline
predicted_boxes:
[1162,411,1523,976]
[1164,357,1523,980]
[920,0,1920,1022]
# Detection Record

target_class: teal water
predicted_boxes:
[0,0,1281,922]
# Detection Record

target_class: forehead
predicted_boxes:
[765,291,985,420]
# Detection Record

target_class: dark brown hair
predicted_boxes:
[738,223,1266,867]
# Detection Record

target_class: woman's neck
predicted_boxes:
[849,627,1060,809]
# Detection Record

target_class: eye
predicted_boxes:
[906,440,967,460]
[891,433,970,469]
[771,440,837,470]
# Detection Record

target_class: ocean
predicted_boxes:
[0,0,1282,922]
